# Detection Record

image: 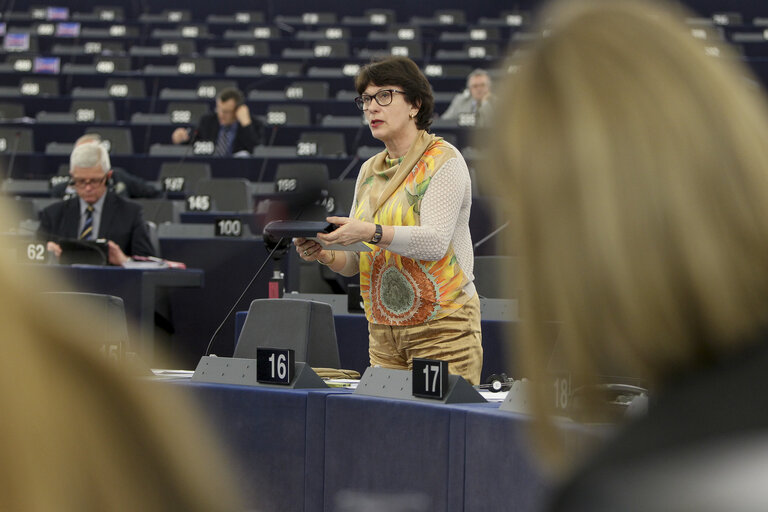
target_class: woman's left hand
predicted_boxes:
[317,216,375,246]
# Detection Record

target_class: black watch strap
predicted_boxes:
[370,224,383,244]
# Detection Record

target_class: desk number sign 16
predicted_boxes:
[256,347,295,385]
[412,358,449,399]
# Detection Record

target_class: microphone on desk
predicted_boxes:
[256,125,279,183]
[5,130,22,181]
[203,236,286,357]
[142,76,160,153]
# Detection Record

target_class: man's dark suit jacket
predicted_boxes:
[38,192,155,257]
[195,112,262,154]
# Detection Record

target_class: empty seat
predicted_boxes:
[84,127,133,155]
[387,41,423,59]
[195,178,252,212]
[71,99,116,122]
[105,78,146,98]
[134,199,184,224]
[235,298,341,368]
[94,55,131,73]
[284,81,329,100]
[298,131,347,157]
[158,162,212,194]
[321,115,365,127]
[157,223,215,238]
[166,102,210,126]
[20,76,59,97]
[266,104,311,126]
[176,57,214,75]
[0,102,24,119]
[0,128,34,153]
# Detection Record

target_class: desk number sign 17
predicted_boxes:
[256,347,295,385]
[412,358,449,399]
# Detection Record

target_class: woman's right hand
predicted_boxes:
[293,237,328,263]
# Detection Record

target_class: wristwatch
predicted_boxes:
[370,224,383,244]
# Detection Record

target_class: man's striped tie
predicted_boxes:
[214,127,233,157]
[79,205,94,240]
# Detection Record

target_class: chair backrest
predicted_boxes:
[166,101,210,126]
[285,81,329,100]
[20,76,58,97]
[325,179,356,216]
[0,102,24,119]
[71,99,116,122]
[134,199,183,224]
[85,127,133,155]
[158,162,212,194]
[105,78,146,98]
[0,128,34,153]
[273,163,329,218]
[266,104,311,126]
[94,55,131,73]
[196,79,238,99]
[298,131,347,157]
[157,223,215,238]
[235,298,341,368]
[177,57,214,75]
[195,178,252,212]
[42,292,130,354]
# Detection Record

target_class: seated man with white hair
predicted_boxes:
[38,142,155,265]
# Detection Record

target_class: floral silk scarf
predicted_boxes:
[353,130,472,325]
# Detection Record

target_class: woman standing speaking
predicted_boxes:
[294,56,482,384]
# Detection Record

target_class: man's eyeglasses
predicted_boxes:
[354,89,406,111]
[70,176,107,188]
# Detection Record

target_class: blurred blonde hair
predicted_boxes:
[0,205,242,509]
[486,0,768,468]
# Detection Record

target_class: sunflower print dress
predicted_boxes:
[354,139,473,325]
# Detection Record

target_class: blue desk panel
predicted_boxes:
[322,393,469,512]
[166,380,346,512]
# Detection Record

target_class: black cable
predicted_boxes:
[203,236,285,356]
[255,124,278,183]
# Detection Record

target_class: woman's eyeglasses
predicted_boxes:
[354,89,406,111]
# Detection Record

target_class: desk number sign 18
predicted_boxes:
[256,347,295,385]
[412,358,449,399]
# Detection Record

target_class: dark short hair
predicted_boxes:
[355,56,434,130]
[217,87,244,105]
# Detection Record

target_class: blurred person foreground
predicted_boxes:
[484,0,768,510]
[0,199,243,511]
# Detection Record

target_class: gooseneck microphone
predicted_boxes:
[204,237,285,356]
[6,130,22,180]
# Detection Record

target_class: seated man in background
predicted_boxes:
[38,142,155,265]
[171,87,262,156]
[441,69,495,124]
[52,133,161,199]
